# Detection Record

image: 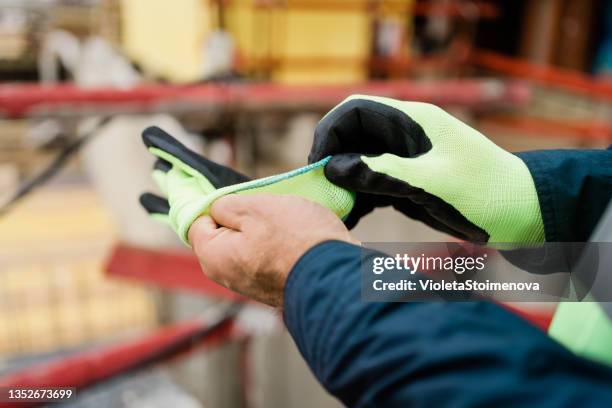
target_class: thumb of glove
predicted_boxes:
[325,153,419,197]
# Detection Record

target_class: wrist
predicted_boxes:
[498,156,545,244]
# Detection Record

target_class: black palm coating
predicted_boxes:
[343,193,394,229]
[309,99,432,230]
[327,154,488,241]
[309,99,432,163]
[143,126,250,188]
[310,99,489,241]
[140,192,170,215]
[154,158,172,173]
[140,126,251,217]
[308,99,431,228]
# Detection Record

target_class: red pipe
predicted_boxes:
[0,317,243,408]
[0,80,530,118]
[472,50,612,101]
[106,244,246,301]
[106,244,555,330]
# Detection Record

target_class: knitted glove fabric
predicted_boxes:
[140,127,355,245]
[310,95,545,243]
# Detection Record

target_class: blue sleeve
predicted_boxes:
[284,240,612,407]
[516,147,612,241]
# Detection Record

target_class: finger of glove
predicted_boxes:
[324,153,428,199]
[327,150,479,238]
[165,168,212,243]
[152,159,172,196]
[139,192,170,224]
[362,154,490,242]
[309,95,435,164]
[343,193,397,229]
[324,152,410,229]
[328,151,487,240]
[392,199,475,241]
[143,126,250,187]
[360,153,457,199]
[343,195,375,229]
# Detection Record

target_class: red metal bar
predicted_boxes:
[0,83,230,118]
[413,0,499,18]
[471,50,612,101]
[227,80,528,108]
[106,244,555,330]
[251,0,499,18]
[0,80,530,118]
[480,115,612,142]
[503,305,555,331]
[0,317,244,408]
[105,244,246,301]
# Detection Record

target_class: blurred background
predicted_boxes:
[0,0,610,407]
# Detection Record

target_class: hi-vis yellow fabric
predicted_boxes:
[340,95,545,243]
[150,147,355,245]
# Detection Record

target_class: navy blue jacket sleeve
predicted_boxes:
[284,240,612,407]
[516,147,612,242]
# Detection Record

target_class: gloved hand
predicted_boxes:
[139,126,250,226]
[140,127,355,245]
[309,95,545,243]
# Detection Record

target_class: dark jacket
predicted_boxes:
[283,147,612,407]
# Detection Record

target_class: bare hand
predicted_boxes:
[188,194,356,307]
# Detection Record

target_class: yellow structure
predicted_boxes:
[119,0,411,84]
[225,0,372,84]
[120,0,211,83]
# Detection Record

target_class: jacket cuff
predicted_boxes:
[516,148,612,242]
[515,150,559,241]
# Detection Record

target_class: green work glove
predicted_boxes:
[139,127,250,225]
[140,127,355,245]
[309,95,545,243]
